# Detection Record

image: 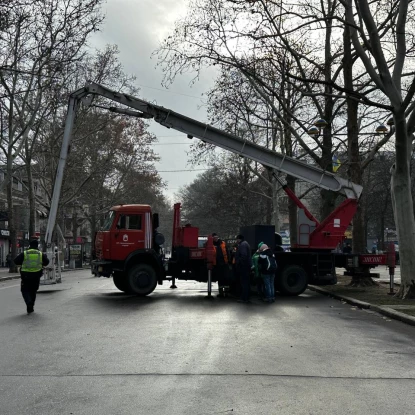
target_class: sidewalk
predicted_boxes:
[310,271,415,327]
[336,265,401,284]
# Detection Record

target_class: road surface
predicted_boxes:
[1,270,414,414]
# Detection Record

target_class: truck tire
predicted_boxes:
[127,264,157,296]
[279,265,308,296]
[113,271,132,293]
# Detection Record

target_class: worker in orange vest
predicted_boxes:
[212,233,229,297]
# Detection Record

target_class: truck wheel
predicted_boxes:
[279,265,308,296]
[113,271,132,293]
[127,264,157,296]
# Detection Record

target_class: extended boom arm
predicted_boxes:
[45,82,362,249]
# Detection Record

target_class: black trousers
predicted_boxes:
[21,274,41,308]
[213,264,229,287]
[237,267,251,301]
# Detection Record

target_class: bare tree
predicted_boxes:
[156,0,343,219]
[191,60,304,239]
[340,0,415,298]
[156,0,402,267]
[0,0,104,270]
[31,43,165,254]
[178,159,271,237]
[155,0,389,225]
[364,151,396,249]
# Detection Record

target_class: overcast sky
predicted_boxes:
[89,0,216,201]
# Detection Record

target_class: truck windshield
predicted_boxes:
[101,211,115,231]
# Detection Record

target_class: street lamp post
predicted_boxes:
[307,119,390,138]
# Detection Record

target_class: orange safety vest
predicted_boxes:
[213,241,228,264]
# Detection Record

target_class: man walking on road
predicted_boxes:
[14,239,49,314]
[235,234,252,303]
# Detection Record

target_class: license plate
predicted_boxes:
[98,266,103,272]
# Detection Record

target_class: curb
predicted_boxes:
[371,305,415,327]
[0,268,89,283]
[0,275,21,282]
[308,285,372,309]
[308,285,415,327]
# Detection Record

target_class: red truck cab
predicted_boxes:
[95,204,153,262]
[92,205,165,295]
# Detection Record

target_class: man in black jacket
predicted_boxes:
[14,239,49,314]
[235,234,252,303]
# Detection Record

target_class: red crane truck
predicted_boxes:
[42,82,394,294]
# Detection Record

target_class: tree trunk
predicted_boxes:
[319,88,337,221]
[320,188,337,222]
[392,112,415,298]
[346,101,365,254]
[286,175,298,245]
[319,0,337,221]
[282,76,296,245]
[265,170,273,224]
[343,22,373,286]
[72,211,78,242]
[265,196,272,224]
[90,209,97,258]
[379,215,385,251]
[271,175,280,232]
[26,156,36,239]
[7,171,17,273]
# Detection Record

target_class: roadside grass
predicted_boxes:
[319,276,415,311]
[395,309,415,317]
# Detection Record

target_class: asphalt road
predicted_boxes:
[1,270,415,415]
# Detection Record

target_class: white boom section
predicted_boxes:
[42,97,80,284]
[43,82,363,271]
[79,83,362,198]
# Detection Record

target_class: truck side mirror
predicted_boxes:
[153,213,159,229]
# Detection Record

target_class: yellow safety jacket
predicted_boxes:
[21,249,43,272]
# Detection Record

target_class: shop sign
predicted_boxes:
[69,244,83,268]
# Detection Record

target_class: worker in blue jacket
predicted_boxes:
[258,244,277,303]
[252,242,265,299]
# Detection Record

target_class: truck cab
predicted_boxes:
[95,205,153,263]
[92,204,165,295]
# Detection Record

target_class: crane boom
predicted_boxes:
[44,81,362,252]
[74,83,361,197]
